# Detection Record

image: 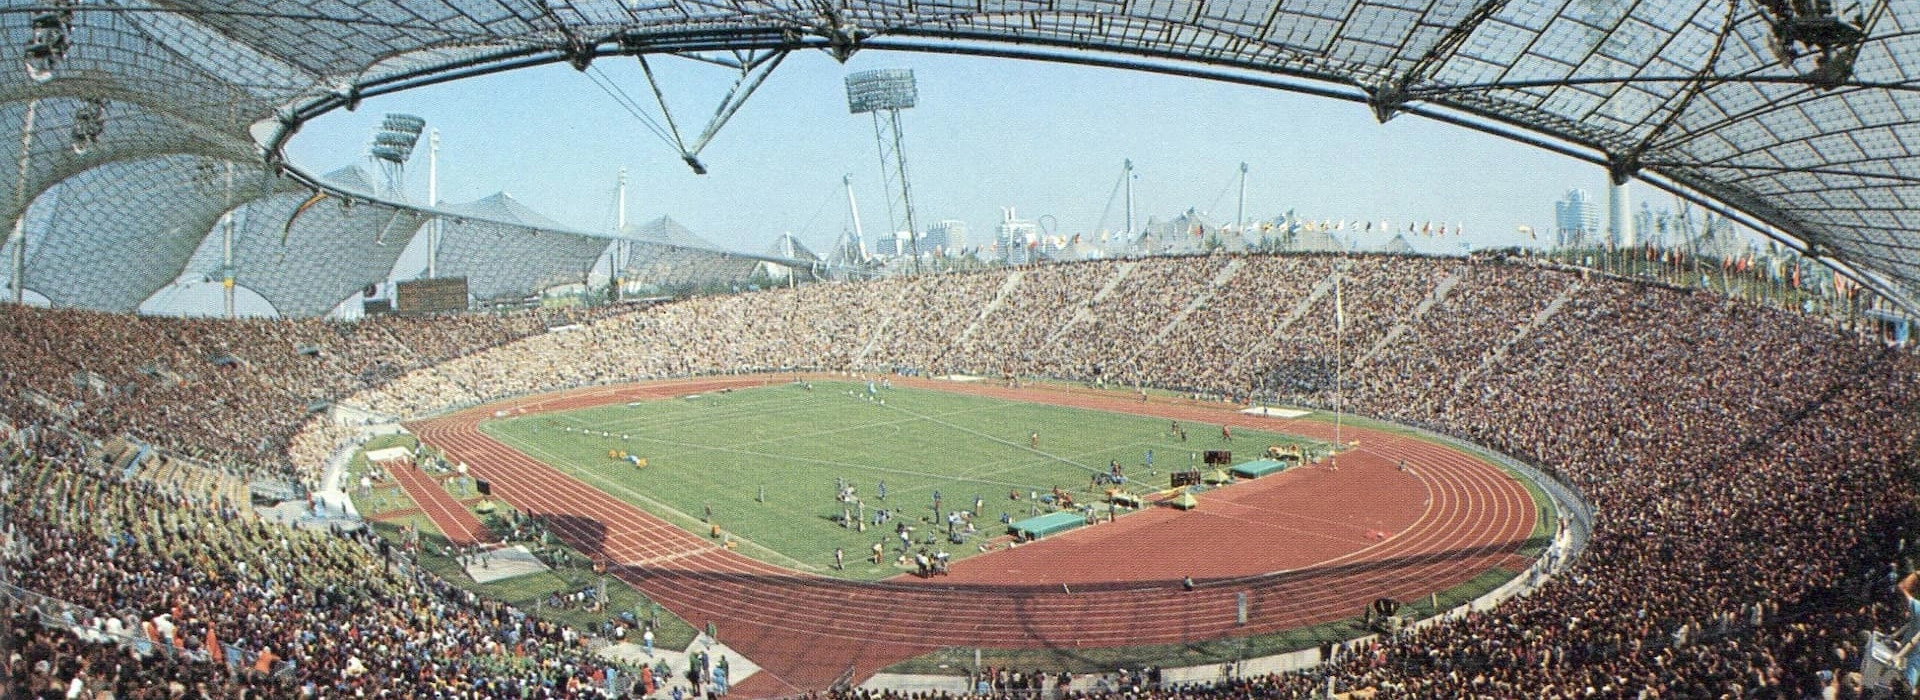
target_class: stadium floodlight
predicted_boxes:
[1763,0,1889,87]
[368,113,426,199]
[844,69,921,272]
[23,7,72,84]
[68,98,105,155]
[846,69,916,114]
[370,114,426,163]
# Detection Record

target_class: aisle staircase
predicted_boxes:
[1045,262,1137,345]
[1124,258,1245,365]
[1355,267,1463,368]
[850,310,897,368]
[1232,270,1340,373]
[1452,279,1581,394]
[954,271,1024,347]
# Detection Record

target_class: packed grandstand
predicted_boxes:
[3,251,1917,698]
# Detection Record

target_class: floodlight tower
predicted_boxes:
[368,113,425,200]
[845,69,921,273]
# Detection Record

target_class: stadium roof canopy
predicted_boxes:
[0,0,1916,311]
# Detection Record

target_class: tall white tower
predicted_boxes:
[1608,181,1634,249]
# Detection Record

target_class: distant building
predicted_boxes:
[1554,189,1601,249]
[924,219,968,255]
[872,231,914,257]
[1634,202,1660,249]
[995,208,1038,264]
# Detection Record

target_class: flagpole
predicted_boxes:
[1332,256,1344,470]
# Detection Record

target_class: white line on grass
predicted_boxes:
[486,437,819,572]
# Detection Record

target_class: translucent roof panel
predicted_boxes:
[0,98,249,225]
[0,6,304,134]
[20,154,236,311]
[622,245,761,292]
[226,198,429,317]
[434,194,611,300]
[0,0,1915,307]
[176,171,430,317]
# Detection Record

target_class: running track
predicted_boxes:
[408,376,1536,697]
[385,458,492,546]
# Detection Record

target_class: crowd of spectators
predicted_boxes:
[338,252,1920,698]
[6,251,1920,698]
[0,305,620,487]
[0,423,634,697]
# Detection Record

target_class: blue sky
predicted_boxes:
[283,49,1640,256]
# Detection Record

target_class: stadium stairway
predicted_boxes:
[953,270,1024,348]
[1229,269,1340,378]
[1044,261,1138,346]
[1354,266,1464,369]
[850,312,897,368]
[1452,278,1582,395]
[1124,258,1245,368]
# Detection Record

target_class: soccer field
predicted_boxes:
[479,380,1321,580]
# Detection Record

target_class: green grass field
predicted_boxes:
[480,380,1321,580]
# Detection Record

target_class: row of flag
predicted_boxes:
[1191,220,1470,236]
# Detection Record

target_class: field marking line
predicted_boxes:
[872,397,1102,474]
[505,390,1003,464]
[487,434,819,572]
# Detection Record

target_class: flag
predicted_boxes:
[284,191,329,245]
[207,629,223,664]
[1334,274,1346,330]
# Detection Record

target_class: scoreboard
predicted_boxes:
[395,277,469,315]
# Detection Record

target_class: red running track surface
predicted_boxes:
[406,376,1537,697]
[383,458,492,546]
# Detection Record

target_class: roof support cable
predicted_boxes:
[635,54,698,171]
[582,64,679,151]
[635,49,792,175]
[1614,0,1742,185]
[1367,0,1512,122]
